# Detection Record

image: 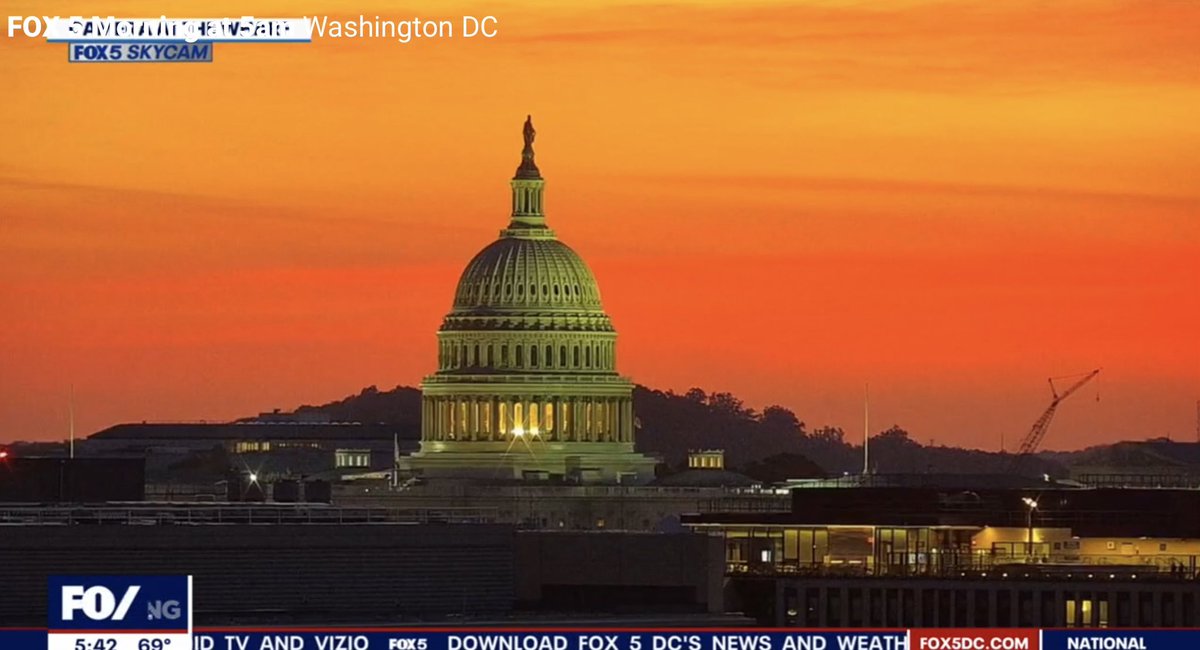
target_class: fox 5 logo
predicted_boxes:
[61,585,180,621]
[50,576,190,629]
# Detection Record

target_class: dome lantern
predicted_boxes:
[505,115,551,236]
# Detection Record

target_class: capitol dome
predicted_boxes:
[452,237,604,314]
[403,116,656,484]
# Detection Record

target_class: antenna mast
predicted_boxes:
[68,385,76,459]
[863,383,870,475]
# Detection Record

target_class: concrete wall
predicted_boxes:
[0,521,726,624]
[516,531,724,613]
[0,524,515,624]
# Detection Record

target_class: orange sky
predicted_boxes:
[1,0,1198,449]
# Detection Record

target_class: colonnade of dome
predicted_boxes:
[422,395,634,443]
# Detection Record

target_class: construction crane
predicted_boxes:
[1008,368,1101,473]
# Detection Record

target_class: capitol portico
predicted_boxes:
[401,117,657,484]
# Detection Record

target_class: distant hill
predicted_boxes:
[286,385,422,429]
[269,384,1067,478]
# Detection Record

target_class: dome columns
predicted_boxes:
[420,393,634,444]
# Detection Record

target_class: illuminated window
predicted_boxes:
[544,403,554,433]
[335,449,370,468]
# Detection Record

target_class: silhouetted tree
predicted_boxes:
[877,425,914,443]
[810,425,845,444]
[761,405,805,437]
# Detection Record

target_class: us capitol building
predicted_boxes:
[400,117,657,484]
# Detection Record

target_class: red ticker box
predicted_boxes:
[910,629,1040,650]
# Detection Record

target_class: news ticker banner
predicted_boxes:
[5,629,1200,650]
[20,576,1200,650]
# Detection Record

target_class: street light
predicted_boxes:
[1022,497,1038,560]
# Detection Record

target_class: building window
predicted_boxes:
[560,346,567,367]
[530,345,539,367]
[516,344,524,368]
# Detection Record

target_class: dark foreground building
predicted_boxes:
[683,485,1200,628]
[0,457,144,502]
[0,504,724,625]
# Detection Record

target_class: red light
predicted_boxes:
[0,450,8,459]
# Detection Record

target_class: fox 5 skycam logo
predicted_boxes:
[49,576,192,631]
